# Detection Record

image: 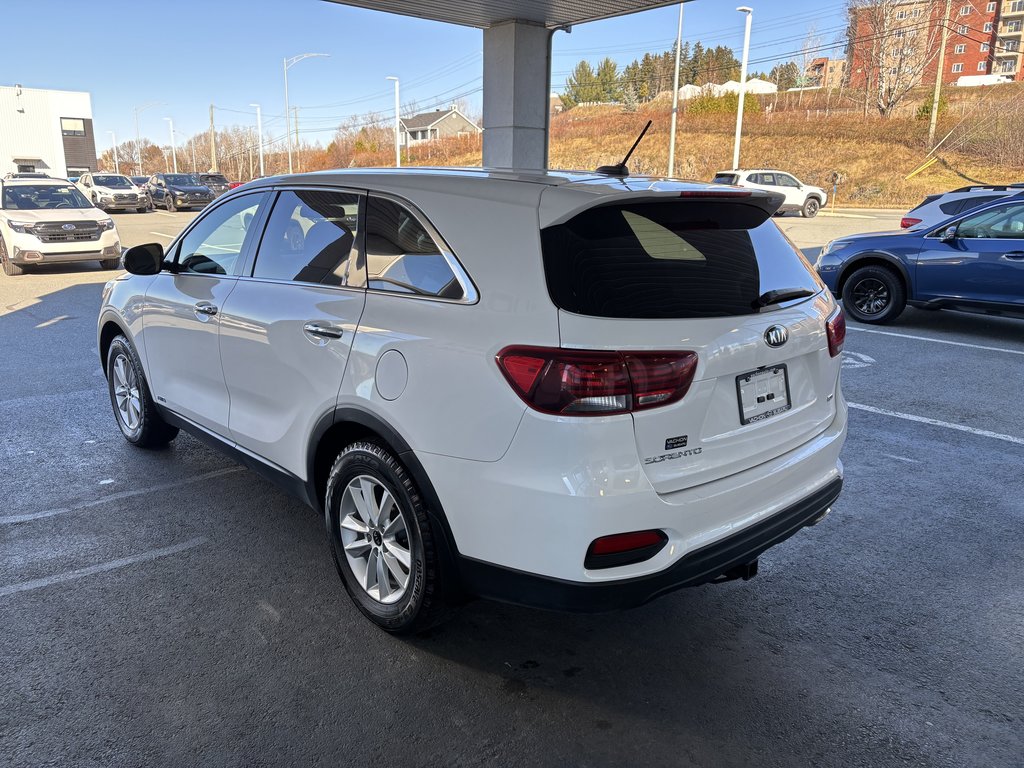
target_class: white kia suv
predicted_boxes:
[2,177,121,275]
[97,169,847,633]
[713,169,827,218]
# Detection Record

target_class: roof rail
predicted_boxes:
[949,184,1018,193]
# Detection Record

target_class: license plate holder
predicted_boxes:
[736,364,791,425]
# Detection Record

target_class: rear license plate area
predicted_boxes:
[736,365,791,425]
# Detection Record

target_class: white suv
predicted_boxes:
[713,169,827,218]
[1,177,121,275]
[76,172,149,213]
[98,169,847,633]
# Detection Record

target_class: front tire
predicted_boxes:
[166,196,176,212]
[841,264,906,324]
[136,207,147,214]
[99,257,120,270]
[326,441,448,634]
[801,197,820,218]
[0,236,24,276]
[106,335,179,447]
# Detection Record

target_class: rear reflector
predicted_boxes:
[496,346,698,416]
[586,529,668,569]
[826,307,846,358]
[900,217,922,228]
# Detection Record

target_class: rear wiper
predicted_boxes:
[754,287,816,308]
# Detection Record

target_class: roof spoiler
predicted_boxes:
[950,184,1024,193]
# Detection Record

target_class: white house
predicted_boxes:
[400,106,481,147]
[0,85,98,178]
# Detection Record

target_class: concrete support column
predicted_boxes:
[482,20,552,169]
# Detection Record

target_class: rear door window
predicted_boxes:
[541,201,821,319]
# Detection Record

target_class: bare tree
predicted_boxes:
[849,0,942,117]
[798,24,822,106]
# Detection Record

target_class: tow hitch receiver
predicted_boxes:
[714,559,759,583]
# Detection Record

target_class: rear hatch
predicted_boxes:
[539,187,841,494]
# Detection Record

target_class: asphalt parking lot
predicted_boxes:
[2,208,1022,767]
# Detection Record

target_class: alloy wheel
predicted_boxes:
[339,475,412,605]
[851,277,890,316]
[112,353,142,431]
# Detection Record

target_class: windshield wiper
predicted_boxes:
[754,287,816,308]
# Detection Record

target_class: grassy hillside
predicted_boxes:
[317,85,1024,209]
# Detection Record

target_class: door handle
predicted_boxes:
[303,322,344,339]
[194,302,218,316]
[1000,251,1024,261]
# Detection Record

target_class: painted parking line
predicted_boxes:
[848,402,1024,446]
[0,537,207,599]
[0,467,243,525]
[149,231,176,239]
[152,211,178,218]
[817,211,878,220]
[848,326,1024,356]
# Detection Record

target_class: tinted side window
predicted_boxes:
[364,197,464,299]
[176,193,265,275]
[776,174,800,187]
[957,203,1024,239]
[760,173,777,186]
[253,189,359,285]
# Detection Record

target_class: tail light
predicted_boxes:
[826,307,846,358]
[496,346,698,416]
[900,217,921,228]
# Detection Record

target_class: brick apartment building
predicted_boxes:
[847,0,1024,87]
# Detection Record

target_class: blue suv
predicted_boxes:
[816,193,1024,324]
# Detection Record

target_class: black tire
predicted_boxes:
[99,257,120,270]
[166,195,176,212]
[136,207,147,214]
[0,236,24,276]
[106,335,179,448]
[325,441,448,634]
[801,197,821,218]
[841,264,907,324]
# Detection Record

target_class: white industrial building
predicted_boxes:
[0,85,98,179]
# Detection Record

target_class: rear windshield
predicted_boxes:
[712,173,739,185]
[541,201,822,319]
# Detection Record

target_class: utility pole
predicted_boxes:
[386,76,401,167]
[293,106,301,172]
[190,138,197,173]
[209,104,218,172]
[928,0,953,147]
[668,3,684,177]
[108,131,120,174]
[283,53,330,174]
[250,103,264,177]
[164,117,177,173]
[732,7,754,170]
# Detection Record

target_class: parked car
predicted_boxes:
[0,177,121,275]
[900,184,1024,229]
[76,173,149,213]
[147,173,215,212]
[191,172,232,197]
[712,169,827,218]
[128,176,153,209]
[817,195,1024,324]
[98,169,847,633]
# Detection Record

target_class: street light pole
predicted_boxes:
[283,53,330,174]
[668,3,684,177]
[386,76,401,167]
[249,103,265,177]
[732,6,753,170]
[133,101,160,175]
[108,131,120,174]
[164,117,177,173]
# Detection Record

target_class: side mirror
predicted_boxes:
[123,243,164,275]
[940,225,958,242]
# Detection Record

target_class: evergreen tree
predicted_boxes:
[595,57,620,102]
[561,60,601,108]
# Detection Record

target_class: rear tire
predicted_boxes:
[106,335,179,448]
[325,441,449,634]
[801,197,820,218]
[0,237,24,276]
[841,264,906,324]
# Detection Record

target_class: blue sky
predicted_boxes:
[1,0,850,150]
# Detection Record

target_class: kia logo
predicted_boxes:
[61,223,76,231]
[764,325,789,347]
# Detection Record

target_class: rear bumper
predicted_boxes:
[458,476,842,612]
